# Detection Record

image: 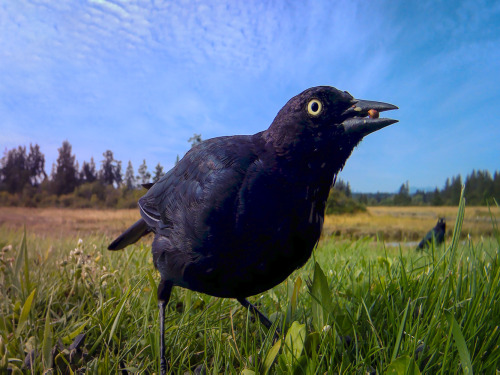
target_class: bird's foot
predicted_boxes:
[160,356,168,375]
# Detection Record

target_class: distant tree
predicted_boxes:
[27,144,47,186]
[494,171,500,202]
[465,169,494,205]
[52,140,78,195]
[358,194,368,205]
[188,134,202,148]
[137,159,151,185]
[153,163,165,183]
[124,161,136,190]
[412,189,430,205]
[99,150,122,187]
[394,181,411,206]
[431,187,443,206]
[74,161,80,184]
[449,175,462,205]
[441,177,451,203]
[175,155,180,165]
[0,146,29,193]
[80,157,97,183]
[326,187,366,214]
[334,179,351,197]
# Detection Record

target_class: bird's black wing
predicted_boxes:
[138,135,260,256]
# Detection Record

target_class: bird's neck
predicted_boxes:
[262,128,356,178]
[257,130,356,205]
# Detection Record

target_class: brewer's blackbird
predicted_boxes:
[417,217,446,250]
[108,86,398,373]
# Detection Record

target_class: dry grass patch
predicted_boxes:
[1,205,496,243]
[323,205,497,241]
[0,207,140,239]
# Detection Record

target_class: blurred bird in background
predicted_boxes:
[417,217,446,250]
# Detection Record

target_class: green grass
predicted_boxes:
[1,198,499,374]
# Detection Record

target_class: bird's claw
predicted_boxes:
[160,356,167,375]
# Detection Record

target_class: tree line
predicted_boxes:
[0,139,498,208]
[0,141,168,208]
[355,171,500,206]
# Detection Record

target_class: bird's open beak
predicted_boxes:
[341,99,398,137]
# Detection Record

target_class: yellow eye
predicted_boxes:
[307,99,322,116]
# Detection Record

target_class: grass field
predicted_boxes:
[1,200,499,374]
[0,205,496,241]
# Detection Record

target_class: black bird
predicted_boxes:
[417,217,446,250]
[108,86,398,373]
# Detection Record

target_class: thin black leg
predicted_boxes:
[237,298,280,341]
[158,280,173,375]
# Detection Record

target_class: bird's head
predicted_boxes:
[265,86,398,163]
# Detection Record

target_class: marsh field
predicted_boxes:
[0,205,496,241]
[1,202,499,374]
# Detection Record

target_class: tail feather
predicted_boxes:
[108,219,151,250]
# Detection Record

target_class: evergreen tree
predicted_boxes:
[137,159,151,185]
[464,170,478,204]
[115,161,122,187]
[464,170,494,205]
[99,150,122,187]
[394,181,411,205]
[0,146,29,193]
[334,178,351,197]
[124,161,136,190]
[81,157,97,183]
[479,170,493,202]
[52,140,78,195]
[153,163,165,183]
[359,194,368,205]
[27,143,46,186]
[431,187,443,206]
[493,171,500,202]
[449,175,462,205]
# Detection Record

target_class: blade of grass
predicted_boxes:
[487,201,499,247]
[361,298,386,364]
[391,298,410,362]
[290,276,302,317]
[439,319,454,375]
[15,288,36,337]
[262,339,281,374]
[447,186,466,272]
[61,322,88,345]
[446,312,473,375]
[108,286,132,344]
[42,295,54,371]
[22,225,30,296]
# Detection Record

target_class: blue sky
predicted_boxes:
[1,0,499,192]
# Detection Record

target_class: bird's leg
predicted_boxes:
[237,298,280,341]
[158,280,173,375]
